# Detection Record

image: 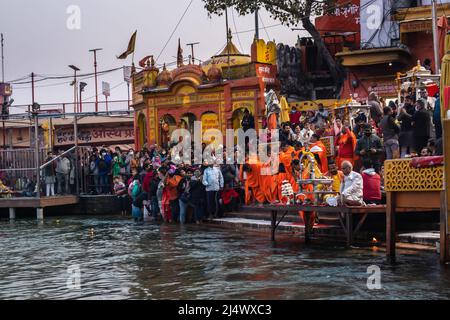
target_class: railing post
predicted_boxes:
[74,114,79,196]
[34,112,40,198]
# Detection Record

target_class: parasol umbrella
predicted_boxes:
[440,34,450,119]
[280,96,290,124]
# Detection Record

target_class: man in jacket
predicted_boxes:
[96,149,112,194]
[56,150,71,195]
[355,124,383,173]
[380,106,400,160]
[412,99,431,155]
[202,160,224,219]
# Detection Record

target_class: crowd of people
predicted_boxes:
[0,89,443,226]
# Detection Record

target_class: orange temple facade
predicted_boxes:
[131,38,278,149]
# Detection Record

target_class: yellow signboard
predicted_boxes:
[201,113,220,143]
[232,91,255,100]
[256,39,277,65]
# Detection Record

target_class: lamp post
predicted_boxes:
[89,48,102,113]
[69,65,80,112]
[32,102,40,198]
[69,65,80,196]
[79,82,87,113]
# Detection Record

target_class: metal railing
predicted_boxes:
[0,146,91,198]
[9,100,131,117]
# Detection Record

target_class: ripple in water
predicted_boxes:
[1,216,450,300]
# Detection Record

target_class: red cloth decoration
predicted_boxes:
[410,156,444,168]
[426,84,439,98]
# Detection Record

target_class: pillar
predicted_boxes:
[9,208,15,220]
[36,207,44,220]
[386,192,396,263]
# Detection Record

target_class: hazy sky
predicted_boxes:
[0,0,307,109]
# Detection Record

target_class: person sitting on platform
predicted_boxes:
[324,160,344,193]
[361,160,381,205]
[339,161,365,206]
[0,179,11,198]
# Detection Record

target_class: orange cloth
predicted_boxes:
[279,146,295,174]
[335,129,356,169]
[292,148,304,160]
[165,175,182,200]
[309,141,328,174]
[260,162,279,203]
[243,162,266,205]
[268,113,278,131]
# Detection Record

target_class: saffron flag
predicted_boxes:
[117,31,137,60]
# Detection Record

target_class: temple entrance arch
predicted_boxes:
[160,114,177,148]
[137,113,147,149]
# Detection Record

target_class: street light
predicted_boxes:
[69,65,80,113]
[79,82,87,113]
[31,101,41,198]
[69,65,80,196]
[89,48,102,113]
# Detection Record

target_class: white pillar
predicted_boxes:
[36,208,44,220]
[9,208,15,220]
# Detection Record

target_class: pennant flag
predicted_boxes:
[117,31,137,60]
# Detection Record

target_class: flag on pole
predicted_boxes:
[117,31,137,60]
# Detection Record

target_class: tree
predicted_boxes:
[202,0,346,96]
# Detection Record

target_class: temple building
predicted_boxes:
[131,33,278,149]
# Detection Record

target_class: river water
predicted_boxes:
[0,216,450,300]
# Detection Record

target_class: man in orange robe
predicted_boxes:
[241,162,266,205]
[260,157,279,203]
[292,142,304,160]
[279,142,295,176]
[334,124,357,169]
[308,134,328,174]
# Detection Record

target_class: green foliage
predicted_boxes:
[202,0,335,26]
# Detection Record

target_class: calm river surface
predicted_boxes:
[1,216,450,300]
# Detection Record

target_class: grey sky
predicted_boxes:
[1,0,305,108]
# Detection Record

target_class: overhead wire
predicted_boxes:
[155,0,194,62]
[231,8,244,52]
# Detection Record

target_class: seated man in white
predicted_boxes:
[339,161,365,206]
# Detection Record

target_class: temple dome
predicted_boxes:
[157,64,173,87]
[202,33,251,74]
[207,62,222,82]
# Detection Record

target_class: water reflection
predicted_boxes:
[0,216,450,300]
